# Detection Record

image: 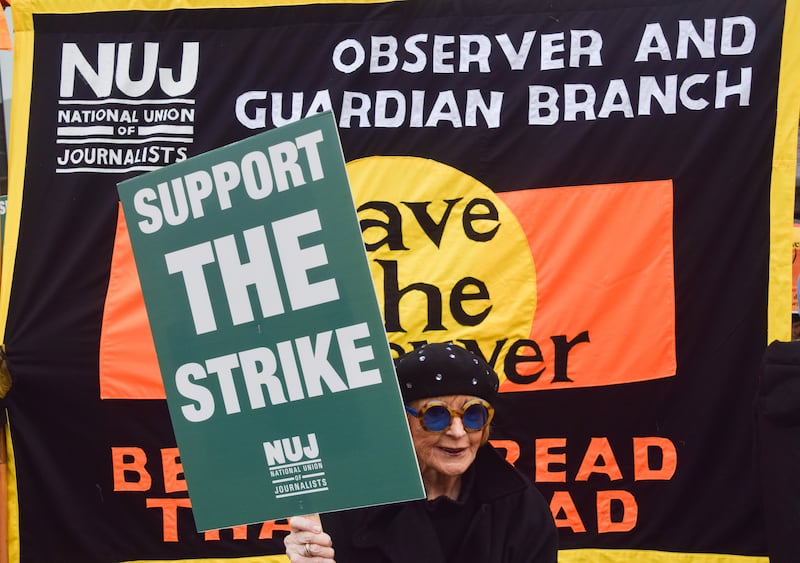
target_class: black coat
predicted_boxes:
[321,445,558,563]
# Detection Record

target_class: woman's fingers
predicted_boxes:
[285,541,336,562]
[286,541,336,561]
[285,514,335,561]
[285,530,332,548]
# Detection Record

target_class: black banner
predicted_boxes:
[1,0,795,561]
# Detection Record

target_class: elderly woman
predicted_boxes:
[284,342,558,562]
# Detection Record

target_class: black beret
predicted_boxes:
[395,343,499,403]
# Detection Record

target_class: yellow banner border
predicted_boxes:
[768,0,800,342]
[558,550,768,563]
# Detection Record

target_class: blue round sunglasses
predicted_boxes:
[404,398,495,433]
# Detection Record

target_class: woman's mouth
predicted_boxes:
[439,447,466,455]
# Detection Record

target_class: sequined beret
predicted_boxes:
[395,342,499,403]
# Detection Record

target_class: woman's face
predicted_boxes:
[406,394,488,481]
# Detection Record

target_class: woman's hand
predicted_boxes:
[284,514,335,562]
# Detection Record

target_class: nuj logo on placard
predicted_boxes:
[263,433,329,499]
[263,433,320,467]
[55,42,198,173]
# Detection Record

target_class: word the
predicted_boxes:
[165,212,337,334]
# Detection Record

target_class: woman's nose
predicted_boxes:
[446,415,468,437]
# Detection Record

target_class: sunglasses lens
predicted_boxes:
[421,405,452,432]
[462,403,490,431]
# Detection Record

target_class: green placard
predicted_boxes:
[118,111,424,531]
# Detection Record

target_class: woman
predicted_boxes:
[284,342,558,562]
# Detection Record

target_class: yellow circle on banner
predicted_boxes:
[347,156,536,380]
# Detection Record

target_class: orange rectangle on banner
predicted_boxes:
[102,181,677,398]
[99,205,164,399]
[497,180,676,391]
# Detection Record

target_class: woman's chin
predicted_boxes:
[430,449,474,475]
